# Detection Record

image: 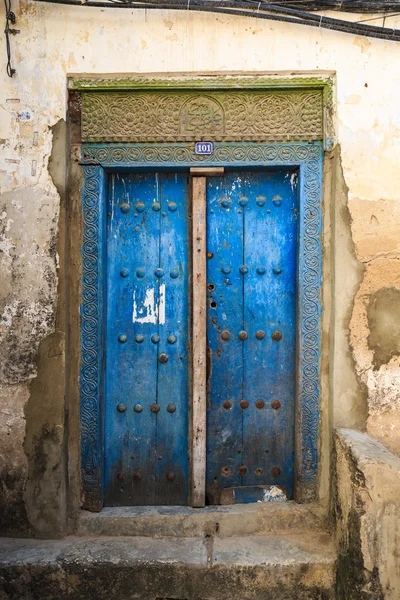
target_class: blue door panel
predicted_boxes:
[104,168,297,506]
[155,174,189,504]
[242,172,297,496]
[104,172,189,506]
[206,170,298,503]
[206,174,245,503]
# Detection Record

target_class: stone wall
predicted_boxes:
[334,428,400,600]
[1,0,400,535]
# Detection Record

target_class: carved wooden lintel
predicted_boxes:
[81,89,323,144]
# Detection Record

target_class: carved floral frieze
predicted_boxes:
[81,90,323,143]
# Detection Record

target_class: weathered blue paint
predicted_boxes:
[80,141,323,507]
[104,172,189,506]
[206,170,297,503]
[206,173,244,500]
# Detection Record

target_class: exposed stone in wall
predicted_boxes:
[367,288,400,370]
[350,260,400,456]
[0,188,58,384]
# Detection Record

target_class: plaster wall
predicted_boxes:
[1,0,400,534]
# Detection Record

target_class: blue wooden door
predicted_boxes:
[206,170,298,504]
[104,169,297,506]
[105,172,189,506]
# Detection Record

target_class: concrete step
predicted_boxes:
[75,501,328,538]
[0,532,337,599]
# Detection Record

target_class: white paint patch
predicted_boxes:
[158,283,166,325]
[132,284,166,325]
[290,172,298,191]
[260,485,287,503]
[220,427,232,443]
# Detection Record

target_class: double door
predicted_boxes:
[104,168,297,506]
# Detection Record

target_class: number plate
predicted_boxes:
[194,141,214,155]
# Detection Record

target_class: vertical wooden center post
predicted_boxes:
[191,167,224,508]
[191,175,207,507]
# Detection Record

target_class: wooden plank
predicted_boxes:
[190,167,224,177]
[191,176,207,508]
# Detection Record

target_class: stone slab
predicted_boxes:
[0,533,336,600]
[0,537,209,567]
[213,532,335,566]
[76,500,327,538]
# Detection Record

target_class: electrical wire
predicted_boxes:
[4,0,16,77]
[34,0,400,40]
[355,11,400,21]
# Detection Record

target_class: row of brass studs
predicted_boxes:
[119,330,280,344]
[220,330,282,342]
[117,403,176,413]
[221,466,281,477]
[122,266,281,278]
[122,266,282,278]
[120,268,180,279]
[118,400,281,412]
[118,334,177,345]
[209,265,282,275]
[219,196,282,209]
[119,332,281,344]
[222,400,281,410]
[120,202,178,214]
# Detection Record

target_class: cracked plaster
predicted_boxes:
[0,0,400,531]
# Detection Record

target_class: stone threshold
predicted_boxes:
[73,500,328,538]
[0,532,336,600]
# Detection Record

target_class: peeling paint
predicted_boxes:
[132,284,166,325]
[261,486,287,503]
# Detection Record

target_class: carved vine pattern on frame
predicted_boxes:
[80,142,323,506]
[81,165,105,511]
[81,90,323,143]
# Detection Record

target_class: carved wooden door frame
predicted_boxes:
[70,72,335,510]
